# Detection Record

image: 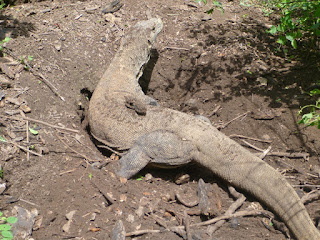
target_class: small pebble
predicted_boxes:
[144,173,153,181]
[0,183,6,194]
[126,214,134,223]
[229,217,240,229]
[175,173,190,185]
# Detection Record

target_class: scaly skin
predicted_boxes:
[88,18,320,240]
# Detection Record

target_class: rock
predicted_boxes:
[126,214,134,223]
[32,215,43,231]
[12,206,38,239]
[0,63,15,79]
[198,179,209,215]
[119,194,127,202]
[105,13,122,24]
[0,75,12,88]
[41,8,51,13]
[53,41,62,51]
[89,212,96,221]
[111,220,126,240]
[62,210,76,233]
[0,183,6,194]
[102,0,123,14]
[162,192,174,202]
[85,6,100,14]
[195,115,211,124]
[65,210,76,220]
[38,147,49,155]
[6,129,16,139]
[174,173,190,185]
[256,77,268,86]
[42,210,57,227]
[6,97,22,106]
[310,165,320,177]
[229,217,240,229]
[185,98,198,107]
[178,5,189,11]
[62,220,72,233]
[186,2,198,8]
[144,173,153,181]
[0,90,4,100]
[0,98,4,107]
[19,104,32,113]
[135,206,144,217]
[262,134,271,141]
[202,15,212,21]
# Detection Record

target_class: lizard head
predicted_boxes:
[134,18,163,46]
[122,18,163,52]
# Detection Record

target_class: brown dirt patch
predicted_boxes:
[0,0,319,239]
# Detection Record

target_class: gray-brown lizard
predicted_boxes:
[88,18,320,240]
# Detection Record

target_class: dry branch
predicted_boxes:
[230,134,272,143]
[4,138,42,157]
[208,186,246,235]
[0,114,78,133]
[218,111,250,129]
[301,189,320,204]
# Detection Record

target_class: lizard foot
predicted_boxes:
[117,130,196,179]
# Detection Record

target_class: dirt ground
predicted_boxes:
[0,0,319,239]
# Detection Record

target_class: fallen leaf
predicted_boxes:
[89,227,101,232]
[29,127,39,135]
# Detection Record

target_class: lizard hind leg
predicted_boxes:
[117,130,196,179]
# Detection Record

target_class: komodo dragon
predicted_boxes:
[88,18,320,240]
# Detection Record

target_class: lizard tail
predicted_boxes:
[196,135,320,240]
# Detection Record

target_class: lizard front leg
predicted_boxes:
[117,130,196,179]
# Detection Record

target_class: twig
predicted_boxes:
[219,111,250,129]
[267,151,309,160]
[4,138,42,157]
[91,131,126,156]
[126,229,161,237]
[228,186,243,199]
[278,160,318,179]
[301,189,320,204]
[19,198,38,206]
[190,209,271,228]
[259,146,271,159]
[90,180,115,205]
[97,144,123,156]
[208,186,246,235]
[150,214,168,229]
[3,47,65,101]
[56,133,96,163]
[165,208,183,225]
[151,214,186,238]
[126,209,271,237]
[26,119,30,161]
[184,211,192,240]
[241,140,309,160]
[59,168,77,176]
[209,105,221,117]
[292,184,320,188]
[229,134,272,143]
[0,114,78,133]
[161,46,190,51]
[14,87,29,98]
[241,139,264,152]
